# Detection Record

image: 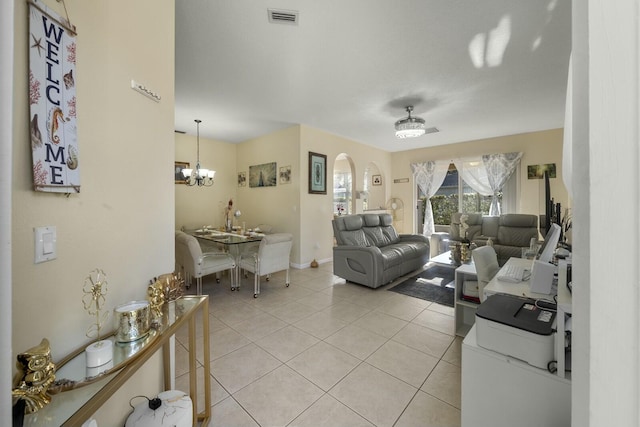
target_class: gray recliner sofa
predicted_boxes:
[431,212,539,265]
[332,213,430,289]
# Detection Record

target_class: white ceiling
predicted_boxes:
[175,0,571,153]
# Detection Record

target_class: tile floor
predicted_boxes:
[175,262,462,427]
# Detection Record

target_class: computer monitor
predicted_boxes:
[537,223,561,263]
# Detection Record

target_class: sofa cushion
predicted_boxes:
[379,214,400,243]
[344,215,364,230]
[481,216,499,238]
[363,226,389,247]
[379,246,406,268]
[499,214,538,228]
[363,214,381,227]
[341,229,369,247]
[497,214,538,246]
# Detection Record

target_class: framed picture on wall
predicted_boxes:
[372,174,382,186]
[175,161,189,184]
[527,163,557,179]
[249,162,277,187]
[308,152,327,194]
[238,171,246,187]
[279,165,291,184]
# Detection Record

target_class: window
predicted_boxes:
[419,163,504,227]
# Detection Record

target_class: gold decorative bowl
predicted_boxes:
[113,301,151,342]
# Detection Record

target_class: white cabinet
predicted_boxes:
[555,260,572,379]
[454,263,478,336]
[462,325,571,427]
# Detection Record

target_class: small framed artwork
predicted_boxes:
[527,163,557,179]
[249,162,277,187]
[175,161,189,184]
[238,171,246,187]
[308,152,327,194]
[279,165,291,184]
[372,174,382,186]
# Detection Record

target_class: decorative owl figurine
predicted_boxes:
[12,338,56,414]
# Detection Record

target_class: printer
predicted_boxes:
[475,293,556,369]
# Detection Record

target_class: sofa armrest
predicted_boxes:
[333,245,384,287]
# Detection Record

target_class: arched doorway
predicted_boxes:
[364,162,385,211]
[333,154,355,215]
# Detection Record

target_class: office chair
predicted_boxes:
[472,245,501,302]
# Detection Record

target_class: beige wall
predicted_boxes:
[299,125,392,266]
[175,132,238,230]
[236,126,301,261]
[390,128,568,230]
[12,0,174,425]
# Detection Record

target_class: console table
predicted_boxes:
[24,296,211,427]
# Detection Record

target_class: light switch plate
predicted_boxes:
[35,226,57,263]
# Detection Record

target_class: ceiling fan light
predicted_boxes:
[394,106,427,139]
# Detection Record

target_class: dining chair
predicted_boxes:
[472,245,501,302]
[175,231,236,295]
[238,233,293,297]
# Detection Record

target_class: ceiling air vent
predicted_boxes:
[268,9,299,25]
[425,127,440,135]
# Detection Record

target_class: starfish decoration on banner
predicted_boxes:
[30,33,44,56]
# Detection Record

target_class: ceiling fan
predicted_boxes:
[394,106,439,139]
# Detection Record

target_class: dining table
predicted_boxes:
[189,229,264,289]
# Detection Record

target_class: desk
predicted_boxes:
[461,257,573,426]
[461,325,571,427]
[483,257,543,300]
[24,296,211,426]
[483,256,572,379]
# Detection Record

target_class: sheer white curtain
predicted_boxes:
[411,161,449,236]
[453,157,493,196]
[482,152,523,215]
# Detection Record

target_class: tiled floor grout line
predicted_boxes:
[177,265,461,426]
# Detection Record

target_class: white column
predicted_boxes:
[0,0,14,424]
[573,1,640,426]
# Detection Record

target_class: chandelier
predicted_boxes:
[183,119,215,186]
[395,106,426,139]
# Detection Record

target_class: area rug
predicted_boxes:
[388,266,455,307]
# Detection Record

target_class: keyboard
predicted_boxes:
[497,264,526,283]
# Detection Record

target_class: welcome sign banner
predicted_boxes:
[29,1,80,193]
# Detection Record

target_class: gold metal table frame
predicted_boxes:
[24,295,211,427]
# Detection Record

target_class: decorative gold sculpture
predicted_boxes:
[147,280,165,318]
[82,268,109,340]
[12,338,56,414]
[460,243,471,263]
[147,272,184,320]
